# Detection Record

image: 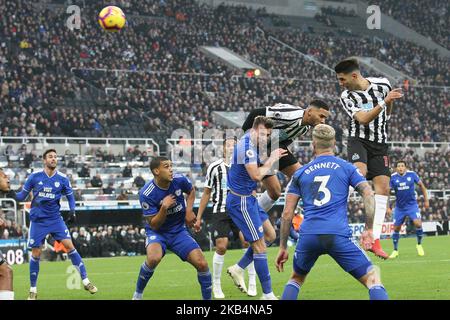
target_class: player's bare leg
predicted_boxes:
[0,263,14,300]
[212,237,228,298]
[353,162,388,259]
[413,219,425,256]
[186,248,212,300]
[61,238,97,294]
[281,271,307,300]
[358,266,389,300]
[27,247,42,300]
[133,243,162,300]
[238,233,257,296]
[389,224,402,259]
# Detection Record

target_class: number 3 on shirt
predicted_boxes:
[313,175,331,206]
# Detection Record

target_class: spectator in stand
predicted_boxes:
[90,174,103,188]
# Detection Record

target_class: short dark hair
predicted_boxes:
[334,58,360,74]
[396,160,407,167]
[252,116,274,129]
[150,156,170,173]
[43,149,57,159]
[309,99,330,110]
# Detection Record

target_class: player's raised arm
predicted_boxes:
[146,195,176,231]
[352,88,403,125]
[13,172,35,201]
[245,148,287,182]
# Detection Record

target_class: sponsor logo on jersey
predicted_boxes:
[142,202,150,210]
[352,153,360,161]
[38,181,43,185]
[246,149,255,158]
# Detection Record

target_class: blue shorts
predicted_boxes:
[226,193,268,242]
[293,234,373,279]
[145,228,200,261]
[394,206,421,226]
[28,218,71,248]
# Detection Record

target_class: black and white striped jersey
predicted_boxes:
[265,103,311,142]
[204,159,229,214]
[340,77,392,144]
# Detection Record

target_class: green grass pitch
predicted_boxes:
[11,236,450,300]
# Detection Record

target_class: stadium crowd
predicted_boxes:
[380,0,449,51]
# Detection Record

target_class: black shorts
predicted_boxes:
[209,212,241,243]
[347,137,391,180]
[0,249,5,266]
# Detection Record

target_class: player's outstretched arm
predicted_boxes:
[194,187,211,233]
[276,193,300,272]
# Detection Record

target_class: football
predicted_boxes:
[98,6,126,32]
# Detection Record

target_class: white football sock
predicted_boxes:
[258,191,277,212]
[30,287,37,293]
[373,195,388,240]
[247,261,256,286]
[82,278,91,286]
[213,252,225,285]
[0,290,14,300]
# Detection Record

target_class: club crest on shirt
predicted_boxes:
[407,177,411,181]
[54,182,60,188]
[175,189,182,196]
[246,150,255,158]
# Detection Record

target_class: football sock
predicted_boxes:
[281,279,301,300]
[258,191,277,212]
[237,247,253,270]
[369,285,389,300]
[213,252,225,285]
[253,253,272,294]
[416,227,423,245]
[373,195,388,240]
[29,255,40,288]
[68,249,87,280]
[392,231,400,250]
[135,262,154,294]
[197,270,212,300]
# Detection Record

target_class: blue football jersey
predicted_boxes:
[228,132,262,195]
[288,155,366,236]
[139,174,193,234]
[21,170,74,221]
[390,171,420,209]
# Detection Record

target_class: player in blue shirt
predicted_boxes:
[388,161,429,258]
[276,124,389,300]
[226,116,287,300]
[10,149,97,300]
[132,156,212,300]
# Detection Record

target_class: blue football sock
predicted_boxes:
[281,280,301,300]
[237,247,253,269]
[253,253,272,294]
[416,227,423,245]
[29,256,40,287]
[197,270,212,300]
[392,231,400,250]
[135,262,154,294]
[369,285,389,300]
[68,249,87,280]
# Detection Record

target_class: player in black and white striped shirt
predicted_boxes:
[194,138,257,298]
[241,100,331,213]
[335,58,403,259]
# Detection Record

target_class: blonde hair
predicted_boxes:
[312,124,335,149]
